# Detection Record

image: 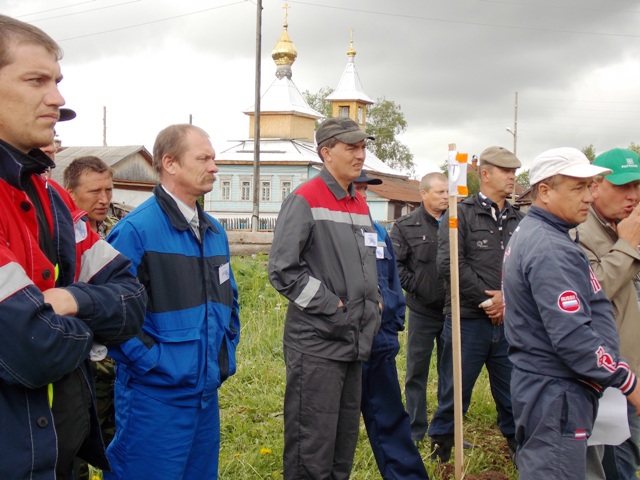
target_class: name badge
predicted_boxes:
[219,262,230,284]
[376,246,385,259]
[364,232,377,247]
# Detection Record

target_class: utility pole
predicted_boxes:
[251,0,263,233]
[102,106,107,146]
[505,92,518,201]
[512,91,518,156]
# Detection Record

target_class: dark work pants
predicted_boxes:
[511,367,598,480]
[283,347,362,480]
[362,341,429,479]
[428,316,515,439]
[404,309,444,442]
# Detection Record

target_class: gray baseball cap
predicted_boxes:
[315,118,374,145]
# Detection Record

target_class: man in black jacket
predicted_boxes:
[391,172,448,444]
[427,147,522,462]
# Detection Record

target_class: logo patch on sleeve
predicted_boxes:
[558,291,580,312]
[596,346,617,372]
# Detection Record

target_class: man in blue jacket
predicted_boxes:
[105,124,240,479]
[503,147,640,479]
[354,171,429,479]
[0,15,146,479]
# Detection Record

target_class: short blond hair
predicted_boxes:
[420,172,447,191]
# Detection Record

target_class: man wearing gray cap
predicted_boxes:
[269,118,382,479]
[576,148,640,479]
[428,146,522,462]
[503,147,640,479]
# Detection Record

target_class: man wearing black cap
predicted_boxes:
[269,118,382,479]
[428,146,522,462]
[354,172,429,479]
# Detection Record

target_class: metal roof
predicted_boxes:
[216,137,399,175]
[244,73,323,119]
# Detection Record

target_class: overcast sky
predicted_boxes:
[4,0,640,177]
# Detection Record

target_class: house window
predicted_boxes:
[241,180,252,201]
[221,180,231,200]
[281,180,292,200]
[261,181,271,202]
[357,107,364,124]
[339,106,350,118]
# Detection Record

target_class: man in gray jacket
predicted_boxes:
[269,118,381,479]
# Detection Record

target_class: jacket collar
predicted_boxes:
[419,204,442,225]
[320,167,357,200]
[0,140,54,189]
[153,184,218,235]
[528,205,578,234]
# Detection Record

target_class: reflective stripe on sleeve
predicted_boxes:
[294,276,321,309]
[0,262,33,302]
[77,240,120,283]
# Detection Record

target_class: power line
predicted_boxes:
[288,0,640,39]
[56,0,249,42]
[476,0,640,15]
[17,0,100,18]
[25,0,143,23]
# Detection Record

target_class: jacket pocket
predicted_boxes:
[130,309,203,389]
[315,304,351,341]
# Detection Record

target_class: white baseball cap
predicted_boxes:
[530,147,612,185]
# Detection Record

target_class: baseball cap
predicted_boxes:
[354,170,382,185]
[530,147,612,185]
[59,108,76,122]
[593,148,640,186]
[479,146,521,169]
[315,118,374,145]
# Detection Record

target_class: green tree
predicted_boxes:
[366,97,415,174]
[582,144,596,163]
[302,89,415,174]
[302,87,333,123]
[516,170,530,190]
[628,143,640,156]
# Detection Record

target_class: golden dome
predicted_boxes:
[272,3,297,67]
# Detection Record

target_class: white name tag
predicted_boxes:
[376,246,385,259]
[219,262,230,284]
[364,232,377,247]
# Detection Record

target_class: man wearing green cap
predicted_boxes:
[577,148,640,479]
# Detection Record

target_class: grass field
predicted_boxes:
[218,255,518,479]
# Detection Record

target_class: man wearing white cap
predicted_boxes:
[502,147,640,479]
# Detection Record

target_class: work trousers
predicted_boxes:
[428,316,515,439]
[511,367,598,480]
[362,340,429,479]
[404,309,444,442]
[105,386,220,479]
[283,347,362,480]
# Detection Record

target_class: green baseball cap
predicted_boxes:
[593,148,640,185]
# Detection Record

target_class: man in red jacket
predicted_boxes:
[0,14,146,479]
